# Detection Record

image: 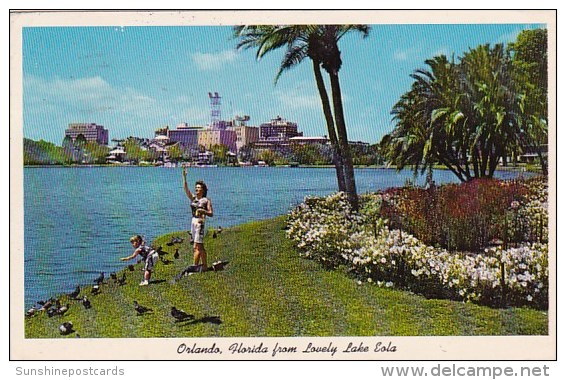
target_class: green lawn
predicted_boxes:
[25,216,548,338]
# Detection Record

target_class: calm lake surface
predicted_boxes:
[23,166,529,305]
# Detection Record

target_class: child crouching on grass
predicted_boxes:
[120,235,159,286]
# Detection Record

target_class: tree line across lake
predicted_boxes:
[22,137,383,167]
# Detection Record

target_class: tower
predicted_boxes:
[208,92,221,128]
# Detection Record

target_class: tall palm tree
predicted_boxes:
[508,29,548,175]
[234,25,369,209]
[387,55,469,182]
[315,25,369,210]
[385,44,525,182]
[459,44,523,178]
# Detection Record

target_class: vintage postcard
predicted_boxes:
[10,10,556,360]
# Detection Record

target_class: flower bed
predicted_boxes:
[286,178,549,309]
[379,177,547,251]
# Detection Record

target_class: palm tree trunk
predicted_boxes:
[312,60,346,192]
[488,144,501,178]
[472,146,480,179]
[436,154,467,182]
[480,143,489,178]
[537,149,548,176]
[328,70,359,210]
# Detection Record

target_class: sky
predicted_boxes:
[22,21,545,146]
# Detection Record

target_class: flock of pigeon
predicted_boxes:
[132,300,194,322]
[26,231,225,337]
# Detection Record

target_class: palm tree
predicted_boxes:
[459,44,524,178]
[508,28,548,175]
[384,44,525,182]
[386,55,469,182]
[234,25,369,209]
[315,25,369,210]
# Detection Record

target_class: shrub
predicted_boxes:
[379,178,546,251]
[286,192,362,269]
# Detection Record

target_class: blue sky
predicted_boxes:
[22,23,543,145]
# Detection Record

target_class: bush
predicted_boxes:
[380,177,546,251]
[287,192,362,269]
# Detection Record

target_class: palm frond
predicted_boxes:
[274,43,309,84]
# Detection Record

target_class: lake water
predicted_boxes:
[22,166,529,305]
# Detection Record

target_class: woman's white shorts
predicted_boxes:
[191,217,205,244]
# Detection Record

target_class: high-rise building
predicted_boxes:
[64,123,109,145]
[253,116,303,150]
[259,116,303,142]
[228,125,259,152]
[198,129,237,153]
[168,123,203,147]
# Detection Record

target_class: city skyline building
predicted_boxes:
[63,114,322,159]
[167,122,203,147]
[198,128,237,153]
[64,123,109,145]
[259,116,303,142]
[229,124,260,152]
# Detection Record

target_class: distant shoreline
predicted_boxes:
[22,163,540,174]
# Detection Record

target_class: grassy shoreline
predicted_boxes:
[25,216,548,338]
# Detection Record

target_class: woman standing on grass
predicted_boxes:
[182,167,213,271]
